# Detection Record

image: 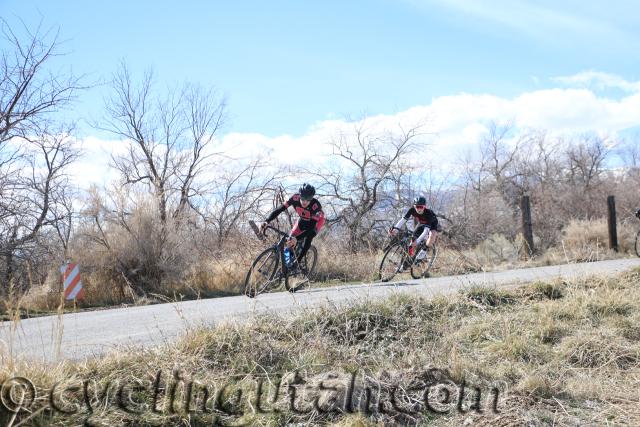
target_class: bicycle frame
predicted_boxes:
[390,226,432,254]
[260,224,293,277]
[381,226,438,280]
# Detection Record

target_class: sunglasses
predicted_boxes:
[414,205,426,209]
[301,197,313,202]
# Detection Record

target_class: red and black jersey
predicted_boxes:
[284,194,323,222]
[403,207,438,229]
[265,193,325,232]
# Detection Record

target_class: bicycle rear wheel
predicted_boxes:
[300,244,318,278]
[244,247,280,298]
[379,243,408,282]
[411,245,438,279]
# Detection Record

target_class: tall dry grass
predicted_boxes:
[555,217,637,259]
[5,217,638,316]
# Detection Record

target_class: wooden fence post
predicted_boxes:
[521,195,535,258]
[607,195,618,252]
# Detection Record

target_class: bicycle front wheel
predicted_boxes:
[635,230,640,257]
[244,247,280,298]
[379,243,407,282]
[411,246,438,279]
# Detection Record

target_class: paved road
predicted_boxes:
[1,258,639,363]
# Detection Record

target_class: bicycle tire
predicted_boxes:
[285,245,317,293]
[411,245,438,279]
[303,244,318,278]
[635,230,640,257]
[379,243,407,282]
[244,247,280,298]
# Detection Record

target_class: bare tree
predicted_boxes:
[0,127,79,289]
[618,137,640,170]
[479,122,528,211]
[0,19,81,142]
[313,118,428,251]
[565,135,608,189]
[202,158,279,246]
[450,122,524,243]
[563,134,610,219]
[87,64,229,291]
[100,63,227,228]
[0,20,82,292]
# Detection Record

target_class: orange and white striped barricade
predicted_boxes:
[60,262,85,300]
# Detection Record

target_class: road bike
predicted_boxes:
[378,227,438,282]
[244,220,318,297]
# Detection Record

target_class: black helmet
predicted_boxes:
[413,195,427,206]
[299,183,315,200]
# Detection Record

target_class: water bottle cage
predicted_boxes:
[284,248,295,267]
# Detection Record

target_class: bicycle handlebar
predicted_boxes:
[249,219,290,239]
[264,224,289,238]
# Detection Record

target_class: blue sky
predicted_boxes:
[3,0,639,138]
[2,0,640,187]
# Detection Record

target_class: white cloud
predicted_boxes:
[69,78,640,190]
[553,71,640,93]
[68,136,131,188]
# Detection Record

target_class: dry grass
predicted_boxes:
[437,217,637,275]
[560,218,637,257]
[4,218,638,318]
[2,267,640,426]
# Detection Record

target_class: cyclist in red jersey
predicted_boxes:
[390,195,439,257]
[260,183,325,267]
